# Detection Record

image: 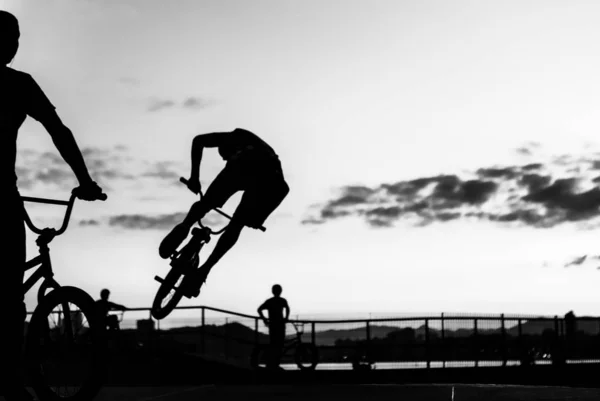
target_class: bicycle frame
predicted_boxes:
[273,323,303,353]
[21,194,77,304]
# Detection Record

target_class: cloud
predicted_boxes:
[16,145,181,193]
[108,211,226,230]
[79,219,100,226]
[109,213,186,230]
[142,161,181,180]
[147,96,215,112]
[303,144,600,229]
[148,99,176,112]
[515,141,542,156]
[183,97,214,110]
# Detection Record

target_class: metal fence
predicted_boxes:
[27,306,600,371]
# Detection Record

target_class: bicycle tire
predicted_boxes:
[151,263,187,320]
[294,343,319,370]
[25,286,106,401]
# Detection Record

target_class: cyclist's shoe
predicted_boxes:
[159,223,189,259]
[181,267,209,298]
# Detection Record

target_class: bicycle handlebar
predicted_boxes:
[21,190,107,236]
[179,177,266,233]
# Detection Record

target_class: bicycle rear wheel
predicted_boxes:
[25,286,105,401]
[294,343,319,370]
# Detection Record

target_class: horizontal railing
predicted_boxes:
[26,305,600,370]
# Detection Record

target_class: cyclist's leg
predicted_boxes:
[181,192,251,295]
[159,166,241,259]
[246,175,290,230]
[268,323,285,368]
[185,178,289,294]
[0,195,27,396]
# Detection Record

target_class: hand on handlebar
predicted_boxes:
[72,180,107,201]
[180,177,201,195]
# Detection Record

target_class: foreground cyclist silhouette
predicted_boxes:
[1,10,105,401]
[159,128,289,297]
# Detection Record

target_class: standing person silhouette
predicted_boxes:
[95,289,127,330]
[257,284,290,369]
[1,10,105,401]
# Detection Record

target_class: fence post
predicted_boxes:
[225,317,229,360]
[201,307,206,354]
[441,313,445,368]
[517,319,524,365]
[366,320,371,366]
[255,318,259,346]
[474,318,478,368]
[553,315,563,365]
[425,319,430,369]
[501,314,506,367]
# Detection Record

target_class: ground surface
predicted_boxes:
[13,384,600,401]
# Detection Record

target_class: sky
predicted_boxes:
[3,0,600,319]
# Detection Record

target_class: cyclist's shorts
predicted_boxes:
[202,156,289,229]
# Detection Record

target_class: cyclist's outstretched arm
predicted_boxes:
[40,111,95,186]
[108,301,126,311]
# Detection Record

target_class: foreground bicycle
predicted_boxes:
[22,190,106,401]
[151,177,265,320]
[250,322,319,371]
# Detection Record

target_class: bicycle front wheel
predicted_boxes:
[151,263,187,320]
[294,343,319,370]
[25,286,106,401]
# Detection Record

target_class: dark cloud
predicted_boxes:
[521,163,543,171]
[17,145,137,191]
[109,213,185,230]
[108,211,226,230]
[476,167,519,180]
[79,219,100,226]
[148,99,176,112]
[303,147,600,229]
[519,174,551,192]
[34,168,76,188]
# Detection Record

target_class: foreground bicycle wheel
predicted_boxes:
[25,286,105,401]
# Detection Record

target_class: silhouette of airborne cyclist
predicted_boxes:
[1,10,105,401]
[159,128,289,298]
